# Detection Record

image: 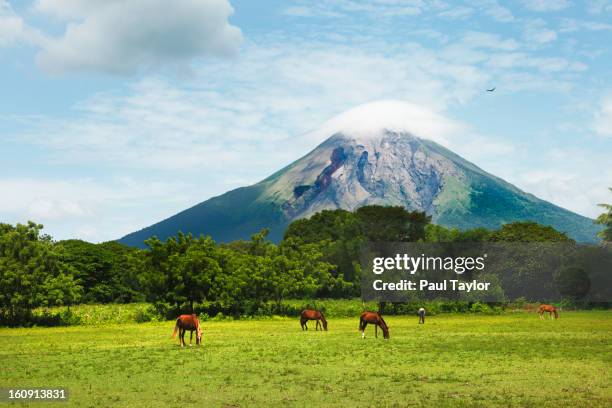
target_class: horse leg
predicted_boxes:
[361,322,366,338]
[180,328,185,347]
[375,323,378,338]
[316,320,320,331]
[189,330,193,346]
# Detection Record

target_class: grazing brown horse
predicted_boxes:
[300,309,328,331]
[359,311,389,339]
[538,304,559,320]
[172,314,203,347]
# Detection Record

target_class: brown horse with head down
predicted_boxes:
[538,304,559,320]
[359,311,389,339]
[172,314,203,347]
[300,309,328,331]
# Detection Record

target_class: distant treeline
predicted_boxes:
[1,203,611,325]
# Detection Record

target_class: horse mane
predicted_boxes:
[377,313,388,329]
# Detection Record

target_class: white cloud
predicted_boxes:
[474,0,514,22]
[586,0,612,14]
[0,0,47,48]
[0,177,196,242]
[438,6,474,19]
[33,0,242,75]
[593,96,612,137]
[2,21,606,237]
[512,161,612,219]
[9,40,489,164]
[523,19,557,45]
[559,18,612,32]
[521,0,571,12]
[460,31,519,51]
[5,30,591,171]
[450,135,516,159]
[282,0,425,18]
[283,6,315,17]
[0,0,24,47]
[311,100,463,145]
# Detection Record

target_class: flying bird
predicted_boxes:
[486,87,496,92]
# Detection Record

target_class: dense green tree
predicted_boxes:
[0,222,82,322]
[555,266,591,301]
[595,188,612,242]
[487,222,571,301]
[284,206,431,293]
[56,240,142,303]
[175,238,221,311]
[142,232,196,309]
[425,224,491,242]
[284,209,364,289]
[489,221,572,242]
[355,206,431,242]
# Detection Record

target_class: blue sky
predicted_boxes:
[1,0,611,242]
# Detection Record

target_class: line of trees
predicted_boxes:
[1,194,611,324]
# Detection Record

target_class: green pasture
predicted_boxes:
[1,312,611,407]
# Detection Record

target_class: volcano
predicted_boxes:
[119,102,600,246]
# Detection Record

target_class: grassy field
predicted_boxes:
[1,312,611,407]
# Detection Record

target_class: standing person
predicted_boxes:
[418,307,426,324]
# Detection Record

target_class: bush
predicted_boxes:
[470,302,491,314]
[509,297,528,310]
[134,306,156,323]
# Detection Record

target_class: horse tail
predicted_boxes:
[171,318,180,338]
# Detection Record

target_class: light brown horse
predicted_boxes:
[172,314,203,346]
[359,311,389,339]
[300,309,328,331]
[538,304,559,320]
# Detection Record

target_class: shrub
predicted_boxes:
[58,308,83,325]
[470,302,491,314]
[134,307,155,323]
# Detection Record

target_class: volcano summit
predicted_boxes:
[120,102,600,246]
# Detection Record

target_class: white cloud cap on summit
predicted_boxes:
[34,0,242,74]
[313,100,462,145]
